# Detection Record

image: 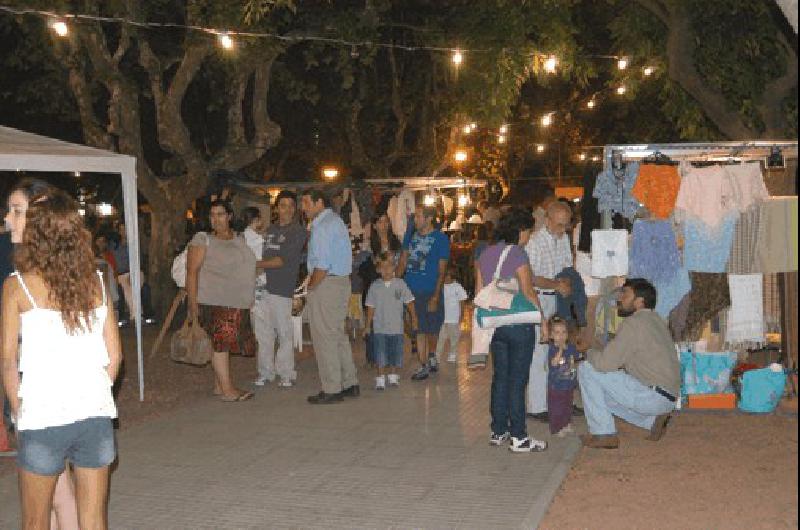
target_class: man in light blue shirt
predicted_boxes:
[301,188,359,404]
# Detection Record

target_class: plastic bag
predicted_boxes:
[170,318,213,366]
[680,351,737,396]
[738,365,786,413]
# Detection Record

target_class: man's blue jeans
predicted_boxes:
[578,361,675,436]
[490,324,536,439]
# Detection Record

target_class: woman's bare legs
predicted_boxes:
[51,467,79,530]
[18,467,58,529]
[211,351,240,399]
[73,466,110,530]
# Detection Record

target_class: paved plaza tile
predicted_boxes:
[0,347,580,529]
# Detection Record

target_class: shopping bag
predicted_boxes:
[475,292,541,328]
[738,366,786,413]
[170,317,213,366]
[680,351,737,396]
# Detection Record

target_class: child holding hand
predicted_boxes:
[365,252,418,390]
[547,317,581,437]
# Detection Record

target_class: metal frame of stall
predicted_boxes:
[600,140,799,394]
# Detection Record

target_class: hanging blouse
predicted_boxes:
[631,164,681,219]
[590,229,628,278]
[726,162,769,212]
[593,162,640,220]
[675,164,736,228]
[629,220,681,284]
[654,266,691,318]
[683,213,737,273]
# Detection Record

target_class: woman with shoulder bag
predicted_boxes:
[185,200,257,402]
[476,208,549,453]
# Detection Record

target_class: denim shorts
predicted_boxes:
[17,417,116,476]
[413,290,444,335]
[373,334,404,368]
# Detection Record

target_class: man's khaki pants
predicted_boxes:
[307,275,358,394]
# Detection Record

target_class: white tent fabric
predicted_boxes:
[0,125,145,400]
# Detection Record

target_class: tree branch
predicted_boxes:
[760,31,798,137]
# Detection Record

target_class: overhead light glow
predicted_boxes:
[579,153,587,161]
[616,85,627,95]
[51,20,68,37]
[544,55,558,74]
[454,149,468,163]
[617,57,628,70]
[73,171,80,177]
[499,124,508,134]
[540,113,553,127]
[218,33,234,50]
[423,194,436,206]
[322,166,339,180]
[643,66,655,76]
[97,203,114,217]
[591,155,600,162]
[463,125,472,134]
[452,50,463,66]
[78,208,86,217]
[587,99,596,109]
[469,122,477,131]
[498,135,506,144]
[536,144,546,153]
[458,195,470,207]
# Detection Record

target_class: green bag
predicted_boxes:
[476,292,541,328]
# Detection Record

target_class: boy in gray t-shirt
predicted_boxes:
[365,252,418,390]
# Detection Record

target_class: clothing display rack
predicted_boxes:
[598,140,799,396]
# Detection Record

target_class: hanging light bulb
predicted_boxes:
[51,20,69,37]
[321,166,339,180]
[643,66,655,76]
[218,33,234,50]
[423,194,436,206]
[616,85,627,95]
[452,49,463,66]
[498,135,506,144]
[458,195,470,207]
[587,99,596,109]
[543,55,558,74]
[536,144,546,153]
[454,149,468,163]
[591,155,600,162]
[617,57,628,70]
[463,124,472,134]
[499,124,508,134]
[579,153,587,161]
[540,113,553,127]
[469,122,477,131]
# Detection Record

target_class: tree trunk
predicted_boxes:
[146,194,193,319]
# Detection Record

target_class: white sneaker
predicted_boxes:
[509,436,548,453]
[253,377,270,387]
[555,424,574,438]
[447,353,457,363]
[387,374,400,386]
[278,379,293,388]
[375,376,386,390]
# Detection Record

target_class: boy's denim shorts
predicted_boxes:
[373,334,404,368]
[17,417,116,476]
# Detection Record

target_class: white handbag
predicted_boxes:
[473,245,518,310]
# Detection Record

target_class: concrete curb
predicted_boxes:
[518,438,582,530]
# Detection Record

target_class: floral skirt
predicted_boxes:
[198,305,256,356]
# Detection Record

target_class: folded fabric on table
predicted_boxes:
[726,274,765,344]
[683,213,737,273]
[629,219,681,284]
[755,196,799,273]
[591,229,629,278]
[593,162,640,220]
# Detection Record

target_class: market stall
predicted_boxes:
[577,140,798,411]
[0,125,146,401]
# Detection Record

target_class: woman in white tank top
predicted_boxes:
[2,185,121,530]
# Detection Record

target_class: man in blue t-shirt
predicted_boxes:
[397,205,450,381]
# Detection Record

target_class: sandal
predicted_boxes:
[221,390,254,402]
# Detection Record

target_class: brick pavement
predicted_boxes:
[0,336,581,529]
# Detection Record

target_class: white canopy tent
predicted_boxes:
[0,125,145,400]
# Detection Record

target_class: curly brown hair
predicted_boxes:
[14,188,102,334]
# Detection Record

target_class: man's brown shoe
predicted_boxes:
[646,413,671,441]
[580,434,620,449]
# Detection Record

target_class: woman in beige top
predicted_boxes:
[186,200,257,402]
